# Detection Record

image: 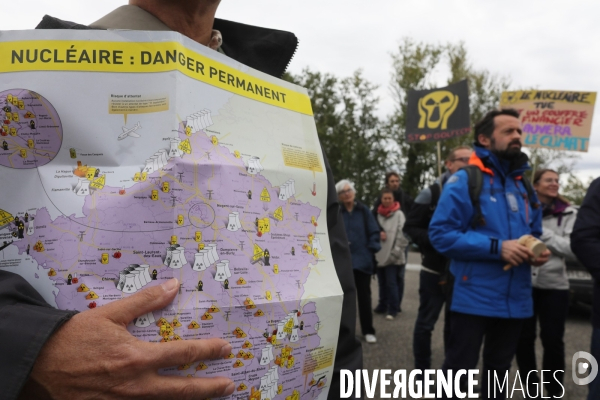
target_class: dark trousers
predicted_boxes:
[413,269,451,370]
[441,312,524,399]
[515,288,569,396]
[353,269,375,335]
[588,327,600,400]
[375,264,404,315]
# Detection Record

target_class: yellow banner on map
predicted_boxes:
[0,40,313,116]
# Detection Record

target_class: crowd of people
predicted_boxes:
[336,108,599,399]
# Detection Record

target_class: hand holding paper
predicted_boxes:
[19,279,235,400]
[502,235,549,271]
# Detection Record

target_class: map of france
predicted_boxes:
[1,98,329,399]
[0,30,342,400]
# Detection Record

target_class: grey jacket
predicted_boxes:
[375,209,408,266]
[532,205,578,290]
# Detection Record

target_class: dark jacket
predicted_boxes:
[403,173,450,274]
[571,177,600,328]
[429,146,542,318]
[2,13,362,399]
[341,201,382,274]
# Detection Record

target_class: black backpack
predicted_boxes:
[428,181,442,216]
[429,166,538,228]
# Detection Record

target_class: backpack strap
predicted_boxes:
[460,165,539,229]
[461,165,485,228]
[519,175,540,210]
[428,182,441,213]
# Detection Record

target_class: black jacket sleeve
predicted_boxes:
[571,177,600,329]
[571,177,600,281]
[401,191,414,215]
[0,271,77,399]
[403,189,434,252]
[321,151,363,399]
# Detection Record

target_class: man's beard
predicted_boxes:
[491,137,522,160]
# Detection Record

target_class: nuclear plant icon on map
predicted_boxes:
[134,311,155,328]
[247,156,264,175]
[257,365,280,399]
[142,149,169,174]
[278,179,296,201]
[215,260,231,282]
[74,178,91,196]
[164,245,188,269]
[116,264,153,294]
[227,212,242,231]
[275,312,300,343]
[186,109,213,133]
[192,243,219,272]
[312,238,323,254]
[169,138,184,158]
[259,344,274,366]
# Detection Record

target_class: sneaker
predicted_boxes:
[385,314,395,320]
[365,334,377,344]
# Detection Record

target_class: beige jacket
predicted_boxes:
[375,209,408,267]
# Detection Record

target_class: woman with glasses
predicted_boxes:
[336,179,381,344]
[515,169,578,398]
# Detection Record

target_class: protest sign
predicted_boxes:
[500,90,596,152]
[406,80,471,143]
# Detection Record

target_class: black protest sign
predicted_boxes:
[406,80,470,143]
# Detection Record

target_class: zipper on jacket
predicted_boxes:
[282,38,299,78]
[515,178,530,224]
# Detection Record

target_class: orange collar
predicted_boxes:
[468,153,494,176]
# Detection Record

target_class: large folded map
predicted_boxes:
[0,30,342,400]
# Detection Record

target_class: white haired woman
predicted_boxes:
[336,179,381,344]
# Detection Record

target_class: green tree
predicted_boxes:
[526,147,580,179]
[285,69,393,204]
[388,39,510,197]
[562,174,594,205]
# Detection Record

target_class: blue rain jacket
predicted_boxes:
[429,146,542,318]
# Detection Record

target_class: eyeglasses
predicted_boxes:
[537,177,559,184]
[451,157,470,163]
[338,189,353,195]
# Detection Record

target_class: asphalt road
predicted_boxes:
[357,252,594,399]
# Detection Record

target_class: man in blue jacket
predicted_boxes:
[429,108,549,399]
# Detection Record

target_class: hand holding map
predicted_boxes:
[20,279,235,400]
[2,29,343,399]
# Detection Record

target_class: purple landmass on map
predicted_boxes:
[11,118,326,398]
[0,89,62,169]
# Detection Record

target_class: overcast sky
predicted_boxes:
[5,0,600,181]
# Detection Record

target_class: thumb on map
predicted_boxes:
[98,278,179,324]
